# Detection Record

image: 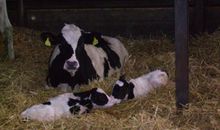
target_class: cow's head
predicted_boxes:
[41,24,82,76]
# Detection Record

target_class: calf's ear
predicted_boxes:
[40,32,58,47]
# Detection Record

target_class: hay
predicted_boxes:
[0,27,220,130]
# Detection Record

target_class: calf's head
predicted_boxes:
[147,70,168,88]
[41,24,82,75]
[111,75,131,103]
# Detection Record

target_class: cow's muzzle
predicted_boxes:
[66,61,78,70]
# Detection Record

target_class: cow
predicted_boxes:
[41,24,128,91]
[110,70,168,104]
[21,88,116,121]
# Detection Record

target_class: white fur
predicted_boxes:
[109,96,122,104]
[21,93,80,121]
[130,70,168,98]
[115,80,124,87]
[61,24,81,50]
[84,44,108,79]
[21,88,118,121]
[49,45,60,66]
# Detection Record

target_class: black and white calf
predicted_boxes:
[41,24,128,90]
[21,88,116,121]
[111,70,168,104]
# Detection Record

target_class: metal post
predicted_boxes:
[175,0,189,109]
[0,0,15,60]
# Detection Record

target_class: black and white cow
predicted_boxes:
[111,70,168,104]
[21,88,116,121]
[41,24,128,91]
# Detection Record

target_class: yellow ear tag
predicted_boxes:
[45,37,51,47]
[92,37,98,46]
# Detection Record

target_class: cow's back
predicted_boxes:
[101,35,129,75]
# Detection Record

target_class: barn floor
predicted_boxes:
[0,27,220,130]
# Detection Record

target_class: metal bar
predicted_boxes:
[18,0,24,26]
[175,0,189,109]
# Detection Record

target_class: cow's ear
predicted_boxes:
[40,32,58,47]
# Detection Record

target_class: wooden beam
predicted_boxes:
[26,8,174,36]
[15,0,175,9]
[175,0,189,109]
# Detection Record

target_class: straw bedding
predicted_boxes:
[0,27,219,130]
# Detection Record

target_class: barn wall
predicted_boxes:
[6,0,220,36]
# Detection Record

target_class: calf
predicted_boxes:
[21,88,116,121]
[41,24,128,90]
[111,70,168,104]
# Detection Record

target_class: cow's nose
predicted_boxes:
[66,61,78,69]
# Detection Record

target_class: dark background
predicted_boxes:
[6,0,220,36]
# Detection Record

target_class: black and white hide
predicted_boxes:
[111,70,168,104]
[21,88,116,121]
[41,24,128,91]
